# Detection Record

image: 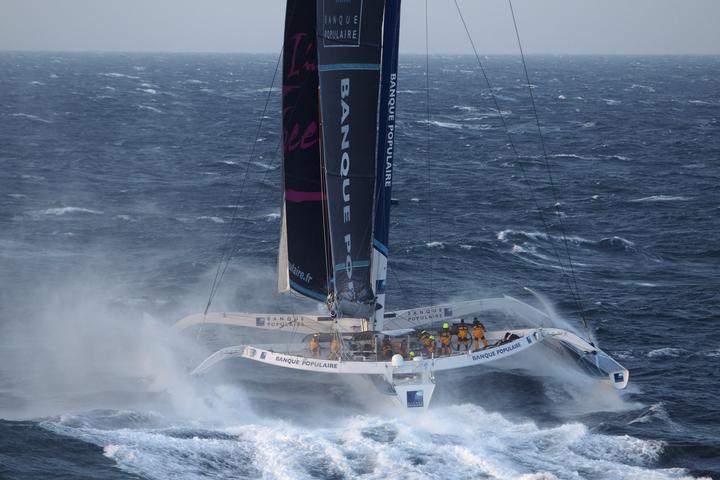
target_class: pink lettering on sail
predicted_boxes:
[283,31,319,154]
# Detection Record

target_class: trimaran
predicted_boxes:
[174,0,629,409]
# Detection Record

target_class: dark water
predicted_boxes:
[0,52,719,479]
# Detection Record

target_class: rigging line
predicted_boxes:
[452,0,580,310]
[424,0,434,308]
[506,0,588,329]
[203,45,284,316]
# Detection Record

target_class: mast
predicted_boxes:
[371,0,402,332]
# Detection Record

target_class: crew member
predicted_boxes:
[439,323,452,356]
[419,331,431,355]
[381,336,394,360]
[472,318,489,350]
[329,336,340,360]
[427,335,436,355]
[309,333,320,358]
[457,318,470,351]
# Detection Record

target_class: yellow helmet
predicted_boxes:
[443,323,449,329]
[409,351,415,357]
[430,335,435,340]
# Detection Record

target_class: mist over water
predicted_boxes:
[1,52,719,478]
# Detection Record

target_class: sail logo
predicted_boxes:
[340,77,356,297]
[383,73,397,187]
[322,0,363,47]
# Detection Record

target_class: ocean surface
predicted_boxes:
[0,52,718,479]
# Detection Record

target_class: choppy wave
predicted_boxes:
[631,196,690,203]
[36,405,697,480]
[32,207,104,216]
[8,113,53,123]
[100,72,141,80]
[647,348,688,358]
[137,105,164,114]
[197,216,225,224]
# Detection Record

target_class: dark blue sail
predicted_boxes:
[279,0,330,302]
[371,0,401,327]
[316,0,386,318]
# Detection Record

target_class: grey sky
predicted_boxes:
[1,0,719,55]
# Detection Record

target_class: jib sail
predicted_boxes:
[279,0,331,302]
[316,0,385,319]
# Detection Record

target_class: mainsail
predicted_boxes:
[316,0,386,319]
[279,0,331,302]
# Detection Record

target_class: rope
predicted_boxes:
[452,0,588,333]
[507,0,588,331]
[202,46,284,317]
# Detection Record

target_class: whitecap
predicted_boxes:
[631,195,689,203]
[39,207,103,216]
[459,244,474,250]
[138,88,158,95]
[101,72,140,80]
[197,216,225,224]
[628,403,672,425]
[264,212,281,221]
[7,193,27,199]
[49,74,59,79]
[630,84,656,93]
[256,86,281,93]
[426,241,444,248]
[252,161,277,170]
[551,153,593,160]
[137,105,163,114]
[29,80,45,86]
[558,94,566,100]
[410,198,420,203]
[602,98,621,105]
[9,113,53,123]
[647,348,687,358]
[419,119,463,130]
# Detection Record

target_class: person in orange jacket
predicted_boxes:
[472,318,489,350]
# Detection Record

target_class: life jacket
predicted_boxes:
[310,337,320,350]
[439,330,451,345]
[382,341,393,354]
[472,325,486,339]
[457,325,469,340]
[421,336,432,347]
[426,340,435,353]
[330,339,340,353]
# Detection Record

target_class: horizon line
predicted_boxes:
[2,48,720,57]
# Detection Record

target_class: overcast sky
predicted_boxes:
[1,0,719,55]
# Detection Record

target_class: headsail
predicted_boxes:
[280,0,331,302]
[371,0,402,331]
[316,0,386,319]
